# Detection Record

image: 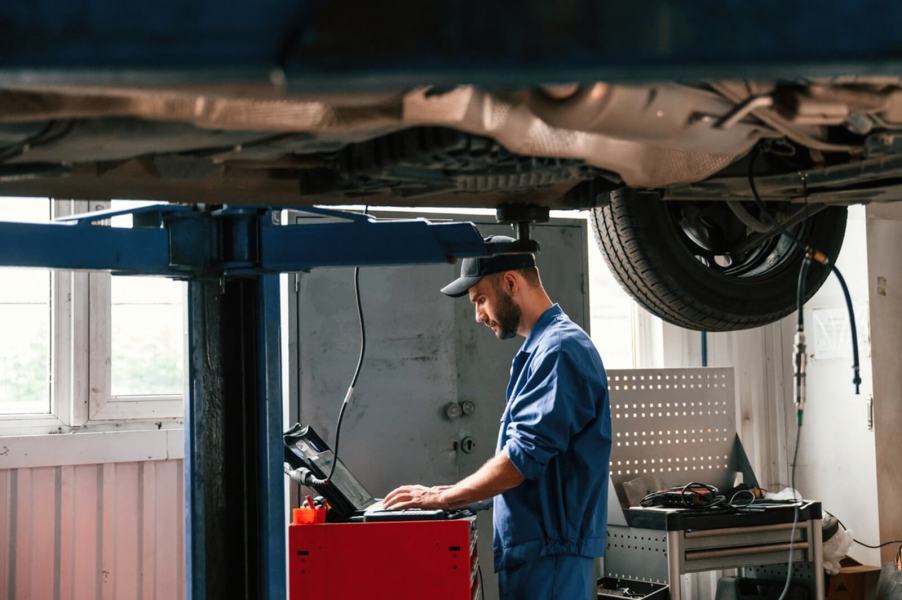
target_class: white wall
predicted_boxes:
[866,202,902,563]
[789,206,880,565]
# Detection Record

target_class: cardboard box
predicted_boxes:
[826,557,881,600]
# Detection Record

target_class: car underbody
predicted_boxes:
[0,77,899,330]
[0,79,901,207]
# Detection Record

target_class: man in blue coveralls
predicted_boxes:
[384,236,612,600]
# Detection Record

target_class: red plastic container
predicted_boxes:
[292,496,329,525]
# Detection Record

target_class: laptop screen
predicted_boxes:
[283,423,376,516]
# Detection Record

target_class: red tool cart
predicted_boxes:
[289,516,480,600]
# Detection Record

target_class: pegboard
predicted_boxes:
[607,368,737,507]
[743,561,816,585]
[604,526,669,583]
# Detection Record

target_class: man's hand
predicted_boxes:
[383,484,450,510]
[382,453,524,511]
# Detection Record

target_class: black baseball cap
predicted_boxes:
[440,236,536,297]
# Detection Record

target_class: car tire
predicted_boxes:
[590,188,848,331]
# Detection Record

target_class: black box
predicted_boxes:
[715,576,809,600]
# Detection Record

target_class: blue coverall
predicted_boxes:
[494,304,611,600]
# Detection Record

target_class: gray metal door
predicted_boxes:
[288,210,589,600]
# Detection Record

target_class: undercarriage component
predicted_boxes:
[493,203,551,253]
[298,127,611,205]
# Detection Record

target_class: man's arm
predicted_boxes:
[383,451,525,510]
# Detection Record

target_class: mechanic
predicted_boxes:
[384,236,612,600]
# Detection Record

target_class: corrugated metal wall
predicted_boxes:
[0,460,184,600]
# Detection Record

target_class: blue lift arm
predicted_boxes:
[0,205,488,276]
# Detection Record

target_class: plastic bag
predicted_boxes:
[822,521,853,575]
[764,486,801,501]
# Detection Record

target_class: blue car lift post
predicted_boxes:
[0,205,489,599]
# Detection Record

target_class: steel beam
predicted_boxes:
[0,207,487,276]
[261,218,486,271]
[0,220,170,273]
[185,274,284,600]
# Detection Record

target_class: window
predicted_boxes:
[89,200,186,420]
[0,199,52,415]
[111,276,185,397]
[0,198,185,433]
[587,234,637,369]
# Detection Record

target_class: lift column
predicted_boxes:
[185,274,285,599]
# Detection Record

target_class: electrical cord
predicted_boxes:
[639,482,769,512]
[727,489,757,508]
[324,205,369,482]
[292,205,369,488]
[638,482,768,511]
[477,564,485,600]
[849,533,902,567]
[746,143,813,246]
[851,539,902,549]
[830,515,902,562]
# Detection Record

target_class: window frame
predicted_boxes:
[87,268,185,421]
[0,198,185,436]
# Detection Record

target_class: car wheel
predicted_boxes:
[590,189,848,331]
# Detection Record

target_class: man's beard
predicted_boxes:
[492,289,521,340]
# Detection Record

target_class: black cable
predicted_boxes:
[727,489,757,509]
[747,145,769,214]
[746,142,810,251]
[827,265,862,394]
[853,539,902,549]
[477,564,486,600]
[325,205,369,482]
[639,482,726,509]
[831,516,902,553]
[327,401,350,482]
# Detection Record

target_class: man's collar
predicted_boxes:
[519,304,563,354]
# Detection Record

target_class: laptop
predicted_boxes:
[283,423,463,522]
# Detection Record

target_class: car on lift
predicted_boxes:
[2,78,898,331]
[1,3,900,332]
